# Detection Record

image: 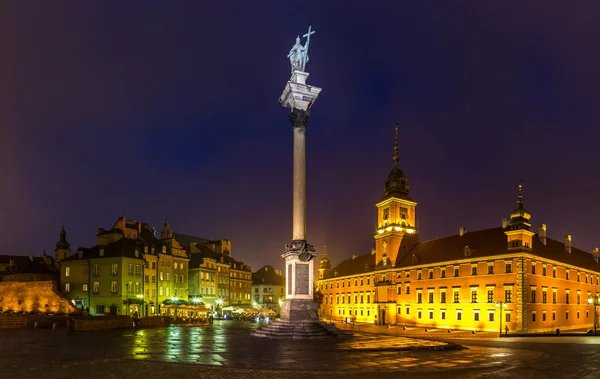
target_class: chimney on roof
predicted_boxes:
[459,227,467,236]
[352,253,358,260]
[564,235,572,254]
[538,224,547,245]
[501,218,510,228]
[594,248,599,263]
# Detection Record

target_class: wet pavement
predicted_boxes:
[0,320,545,378]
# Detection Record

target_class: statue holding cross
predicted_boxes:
[287,26,315,73]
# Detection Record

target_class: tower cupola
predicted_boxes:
[54,224,72,262]
[382,123,411,201]
[507,179,532,231]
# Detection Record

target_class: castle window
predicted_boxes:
[471,265,477,276]
[473,310,480,321]
[506,263,512,273]
[454,267,459,277]
[542,311,546,322]
[99,249,104,257]
[471,291,478,303]
[428,292,434,303]
[428,271,433,279]
[487,290,494,303]
[417,293,422,304]
[441,269,446,278]
[440,291,446,303]
[488,310,495,322]
[65,267,70,277]
[566,292,570,304]
[542,290,547,303]
[417,271,422,280]
[531,290,536,303]
[553,268,557,278]
[400,207,408,220]
[488,264,494,275]
[505,290,512,303]
[83,284,88,292]
[532,312,536,322]
[542,266,547,276]
[532,264,536,275]
[456,309,462,321]
[453,290,460,303]
[429,310,434,319]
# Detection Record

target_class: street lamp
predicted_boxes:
[216,298,223,316]
[136,294,143,317]
[588,296,598,335]
[172,296,178,320]
[495,300,508,337]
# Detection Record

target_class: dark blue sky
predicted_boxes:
[1,2,599,271]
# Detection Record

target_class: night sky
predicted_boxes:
[2,2,599,272]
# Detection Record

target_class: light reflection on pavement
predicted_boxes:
[0,320,545,376]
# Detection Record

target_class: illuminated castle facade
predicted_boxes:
[318,125,600,333]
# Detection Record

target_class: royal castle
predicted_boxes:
[318,125,600,333]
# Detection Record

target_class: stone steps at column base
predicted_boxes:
[251,321,351,339]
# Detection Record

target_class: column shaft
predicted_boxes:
[292,126,306,241]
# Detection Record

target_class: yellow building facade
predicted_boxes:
[318,127,600,333]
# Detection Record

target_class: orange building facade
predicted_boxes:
[318,127,600,333]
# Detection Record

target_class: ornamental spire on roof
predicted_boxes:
[517,178,524,209]
[393,122,399,166]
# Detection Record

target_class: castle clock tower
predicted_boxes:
[374,124,418,266]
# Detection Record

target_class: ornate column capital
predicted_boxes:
[282,239,316,262]
[288,109,311,129]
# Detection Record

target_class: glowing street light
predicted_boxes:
[495,300,508,337]
[215,298,223,316]
[172,296,179,320]
[588,296,598,335]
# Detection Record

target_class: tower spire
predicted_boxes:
[393,122,399,166]
[517,178,524,209]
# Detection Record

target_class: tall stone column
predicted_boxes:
[278,71,322,322]
[292,112,307,241]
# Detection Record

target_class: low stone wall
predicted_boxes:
[0,313,71,329]
[73,315,170,331]
[0,313,27,329]
[0,281,77,314]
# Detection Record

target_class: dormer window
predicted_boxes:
[99,249,104,257]
[463,246,471,257]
